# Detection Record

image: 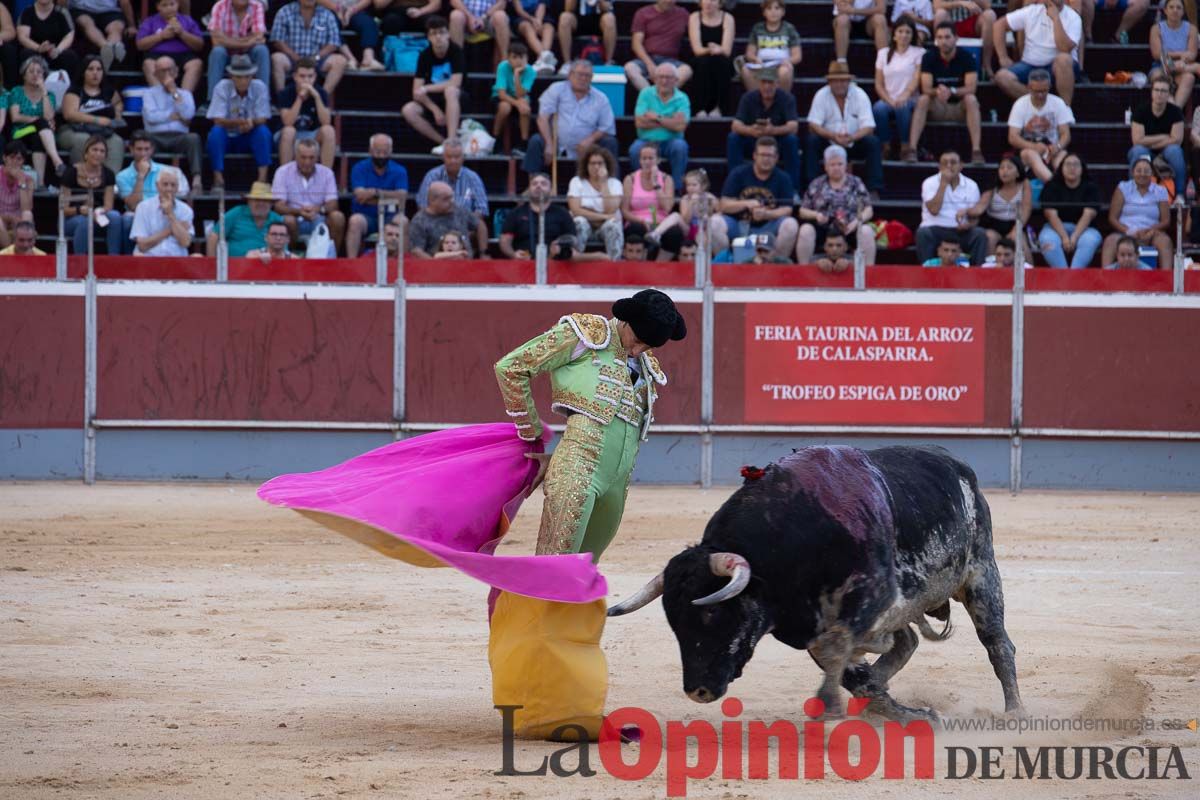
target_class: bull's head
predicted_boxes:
[608,548,771,703]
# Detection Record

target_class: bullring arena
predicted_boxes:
[2,481,1197,798]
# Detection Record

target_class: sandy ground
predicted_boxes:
[1,482,1198,799]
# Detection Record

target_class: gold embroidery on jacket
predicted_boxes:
[537,415,605,554]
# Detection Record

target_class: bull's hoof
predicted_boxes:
[866,698,940,726]
[1003,704,1029,720]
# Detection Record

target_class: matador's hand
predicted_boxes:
[524,452,552,493]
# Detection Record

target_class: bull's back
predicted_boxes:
[866,446,988,588]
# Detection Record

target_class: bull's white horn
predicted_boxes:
[692,553,751,606]
[607,572,665,617]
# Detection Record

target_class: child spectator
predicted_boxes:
[740,0,801,91]
[492,43,534,153]
[401,16,465,149]
[433,229,470,258]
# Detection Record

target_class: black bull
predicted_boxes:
[608,445,1023,722]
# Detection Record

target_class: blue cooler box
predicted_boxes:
[592,65,627,117]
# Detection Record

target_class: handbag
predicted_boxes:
[305,222,334,258]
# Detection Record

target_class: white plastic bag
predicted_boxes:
[46,70,69,112]
[305,222,334,258]
[458,119,495,158]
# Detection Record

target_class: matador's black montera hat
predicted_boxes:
[612,289,687,348]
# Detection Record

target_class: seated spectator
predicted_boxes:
[804,61,882,200]
[499,173,579,259]
[0,6,20,95]
[567,145,623,260]
[623,148,676,254]
[1105,234,1155,270]
[922,238,970,266]
[415,137,489,255]
[433,229,470,258]
[130,169,194,256]
[492,43,534,152]
[1079,0,1147,47]
[1037,152,1101,268]
[58,55,125,175]
[1149,0,1197,109]
[317,0,385,71]
[833,0,889,64]
[892,0,933,42]
[906,21,982,165]
[9,57,66,181]
[0,143,34,245]
[379,0,443,39]
[872,16,924,161]
[207,0,271,100]
[270,0,348,95]
[629,62,690,189]
[1102,156,1172,270]
[410,180,478,257]
[815,229,853,272]
[272,138,344,256]
[557,0,616,67]
[917,149,986,265]
[511,0,559,75]
[625,0,692,92]
[523,59,619,177]
[206,54,272,188]
[117,132,190,254]
[622,234,647,260]
[993,0,1082,105]
[987,237,1033,269]
[141,59,203,192]
[68,0,135,72]
[448,0,509,61]
[0,220,44,254]
[687,0,734,118]
[740,0,801,92]
[205,181,281,257]
[1007,69,1072,182]
[727,66,800,190]
[646,167,710,258]
[62,135,122,254]
[17,0,80,79]
[400,16,464,149]
[712,136,797,261]
[347,134,409,258]
[364,220,404,257]
[932,0,996,78]
[1129,76,1186,192]
[677,238,697,260]
[967,155,1031,257]
[277,58,335,169]
[137,0,204,94]
[796,144,876,266]
[749,232,790,263]
[246,221,296,260]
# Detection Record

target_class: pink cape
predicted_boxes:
[257,423,607,603]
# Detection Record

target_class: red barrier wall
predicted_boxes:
[96,298,394,421]
[0,295,84,427]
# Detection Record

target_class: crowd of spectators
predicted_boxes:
[0,0,1189,269]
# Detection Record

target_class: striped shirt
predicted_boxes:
[416,165,489,217]
[208,0,266,39]
[270,3,341,58]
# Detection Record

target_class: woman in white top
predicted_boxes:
[566,145,624,261]
[872,17,924,161]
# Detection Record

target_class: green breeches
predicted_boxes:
[535,413,640,559]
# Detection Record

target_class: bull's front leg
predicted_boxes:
[807,627,854,718]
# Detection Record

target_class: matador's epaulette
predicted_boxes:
[643,352,668,385]
[559,313,611,350]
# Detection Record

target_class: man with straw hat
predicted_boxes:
[804,60,884,202]
[204,181,282,257]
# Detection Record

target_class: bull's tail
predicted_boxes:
[916,614,954,642]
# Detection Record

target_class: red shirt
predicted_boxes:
[632,4,690,60]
